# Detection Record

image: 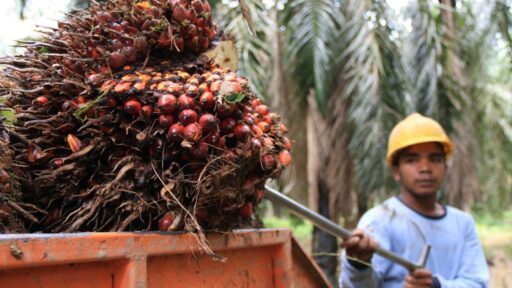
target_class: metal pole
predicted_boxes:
[264,186,427,271]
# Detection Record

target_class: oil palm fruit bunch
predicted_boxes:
[0,115,41,233]
[0,0,291,233]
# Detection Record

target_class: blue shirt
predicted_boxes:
[340,197,489,287]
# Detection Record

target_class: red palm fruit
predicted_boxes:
[198,83,210,94]
[217,103,236,118]
[198,113,216,131]
[229,82,242,94]
[255,104,270,116]
[157,81,183,94]
[199,91,215,109]
[187,85,199,96]
[195,17,205,29]
[94,12,111,24]
[106,98,117,108]
[251,138,262,153]
[278,150,292,167]
[168,123,185,143]
[191,140,209,159]
[218,135,226,148]
[255,189,265,202]
[233,124,251,141]
[187,76,200,86]
[204,129,220,145]
[242,113,255,125]
[77,95,87,104]
[112,39,124,50]
[158,32,173,47]
[220,118,236,134]
[283,137,292,150]
[207,26,217,40]
[250,98,262,107]
[133,81,147,91]
[224,73,237,82]
[200,37,210,50]
[186,24,198,38]
[133,36,148,52]
[0,169,9,184]
[88,46,100,59]
[192,0,205,13]
[36,96,49,105]
[67,134,82,153]
[2,183,12,194]
[280,124,288,134]
[124,100,142,115]
[257,121,270,133]
[223,150,238,162]
[173,36,185,51]
[195,207,208,222]
[159,114,174,128]
[261,154,275,170]
[85,73,103,85]
[50,158,64,168]
[179,109,198,125]
[206,74,221,83]
[262,115,273,125]
[157,94,177,113]
[172,4,188,24]
[183,123,202,142]
[141,105,152,118]
[263,137,274,149]
[239,202,253,218]
[110,23,124,33]
[242,175,261,191]
[209,80,221,94]
[186,36,200,52]
[121,46,137,63]
[158,213,174,231]
[178,94,195,109]
[114,81,132,93]
[108,51,124,69]
[100,79,117,92]
[251,125,263,137]
[204,0,212,13]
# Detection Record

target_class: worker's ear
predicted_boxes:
[392,165,401,182]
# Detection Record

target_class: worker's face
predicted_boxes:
[392,142,446,197]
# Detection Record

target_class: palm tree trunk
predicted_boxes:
[439,0,480,210]
[269,5,309,205]
[308,91,355,284]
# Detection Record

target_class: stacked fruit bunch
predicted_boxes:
[0,0,291,233]
[0,116,37,233]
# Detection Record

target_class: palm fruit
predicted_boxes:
[0,1,291,234]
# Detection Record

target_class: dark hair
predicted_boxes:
[391,142,446,167]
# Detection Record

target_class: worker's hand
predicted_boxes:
[339,229,378,263]
[404,268,433,288]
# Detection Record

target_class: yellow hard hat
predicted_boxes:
[386,113,453,165]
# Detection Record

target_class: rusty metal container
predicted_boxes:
[0,228,330,287]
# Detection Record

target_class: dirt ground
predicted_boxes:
[482,231,512,288]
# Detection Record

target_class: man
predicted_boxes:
[339,113,489,287]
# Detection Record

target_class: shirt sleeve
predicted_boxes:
[434,215,489,288]
[339,208,392,288]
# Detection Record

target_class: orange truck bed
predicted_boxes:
[0,228,331,287]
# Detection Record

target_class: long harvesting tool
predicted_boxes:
[264,186,430,271]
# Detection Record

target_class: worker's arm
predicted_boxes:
[339,209,392,288]
[339,229,383,288]
[433,215,489,288]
